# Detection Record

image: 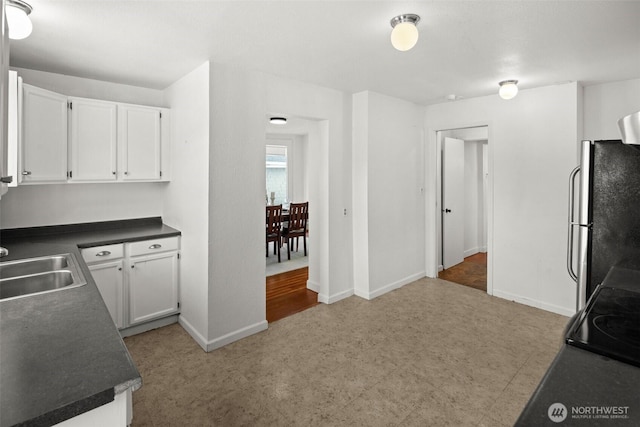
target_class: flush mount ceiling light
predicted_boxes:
[390,14,420,51]
[6,0,33,40]
[269,117,287,125]
[498,80,519,100]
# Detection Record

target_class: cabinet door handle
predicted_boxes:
[149,244,162,250]
[22,171,32,176]
[96,251,111,257]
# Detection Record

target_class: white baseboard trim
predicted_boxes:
[437,264,444,273]
[178,316,209,352]
[492,289,575,317]
[206,320,268,352]
[318,288,353,304]
[463,248,479,258]
[355,271,426,300]
[462,248,487,258]
[307,279,320,293]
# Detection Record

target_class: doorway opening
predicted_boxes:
[264,116,319,322]
[436,127,489,292]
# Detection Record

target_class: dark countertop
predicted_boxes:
[0,217,181,427]
[516,345,640,425]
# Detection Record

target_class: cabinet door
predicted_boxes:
[119,105,161,181]
[69,98,117,181]
[89,260,125,329]
[129,252,179,325]
[21,84,68,183]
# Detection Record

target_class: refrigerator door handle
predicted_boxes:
[567,165,581,282]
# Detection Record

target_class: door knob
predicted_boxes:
[444,209,452,213]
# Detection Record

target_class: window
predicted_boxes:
[266,145,287,205]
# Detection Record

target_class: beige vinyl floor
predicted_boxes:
[124,277,568,426]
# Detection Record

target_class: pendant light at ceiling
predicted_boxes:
[498,80,519,100]
[269,117,287,125]
[6,0,33,40]
[390,14,420,51]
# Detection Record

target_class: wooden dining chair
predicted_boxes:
[282,201,308,260]
[266,204,283,262]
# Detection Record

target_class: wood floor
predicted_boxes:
[266,253,486,322]
[439,252,487,291]
[266,267,319,323]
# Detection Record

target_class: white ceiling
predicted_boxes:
[9,1,640,105]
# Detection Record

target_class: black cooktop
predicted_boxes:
[566,267,640,368]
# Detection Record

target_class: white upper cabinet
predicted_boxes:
[119,104,161,181]
[21,84,68,183]
[18,83,170,185]
[69,97,117,181]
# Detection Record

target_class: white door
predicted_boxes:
[21,84,68,183]
[69,98,117,181]
[89,260,125,329]
[119,105,161,180]
[442,137,465,269]
[128,252,179,325]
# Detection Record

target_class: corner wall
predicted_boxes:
[352,91,426,299]
[162,62,211,348]
[207,63,268,349]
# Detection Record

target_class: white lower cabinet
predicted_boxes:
[129,252,179,325]
[82,236,180,333]
[88,260,125,329]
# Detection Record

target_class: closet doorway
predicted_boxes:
[437,127,489,292]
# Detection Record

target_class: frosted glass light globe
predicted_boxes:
[6,1,33,40]
[498,81,519,100]
[391,22,419,51]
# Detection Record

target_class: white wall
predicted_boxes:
[463,140,486,257]
[426,83,581,316]
[207,63,268,349]
[352,91,426,299]
[0,68,166,228]
[11,67,166,106]
[583,78,640,140]
[352,92,370,296]
[162,62,211,347]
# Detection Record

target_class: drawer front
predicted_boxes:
[82,244,125,263]
[128,236,179,257]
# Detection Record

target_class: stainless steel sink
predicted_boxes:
[0,255,71,278]
[0,253,87,301]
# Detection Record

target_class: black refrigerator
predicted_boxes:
[568,139,640,310]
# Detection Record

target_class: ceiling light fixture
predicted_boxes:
[269,117,287,125]
[390,14,420,51]
[6,0,33,40]
[498,80,519,100]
